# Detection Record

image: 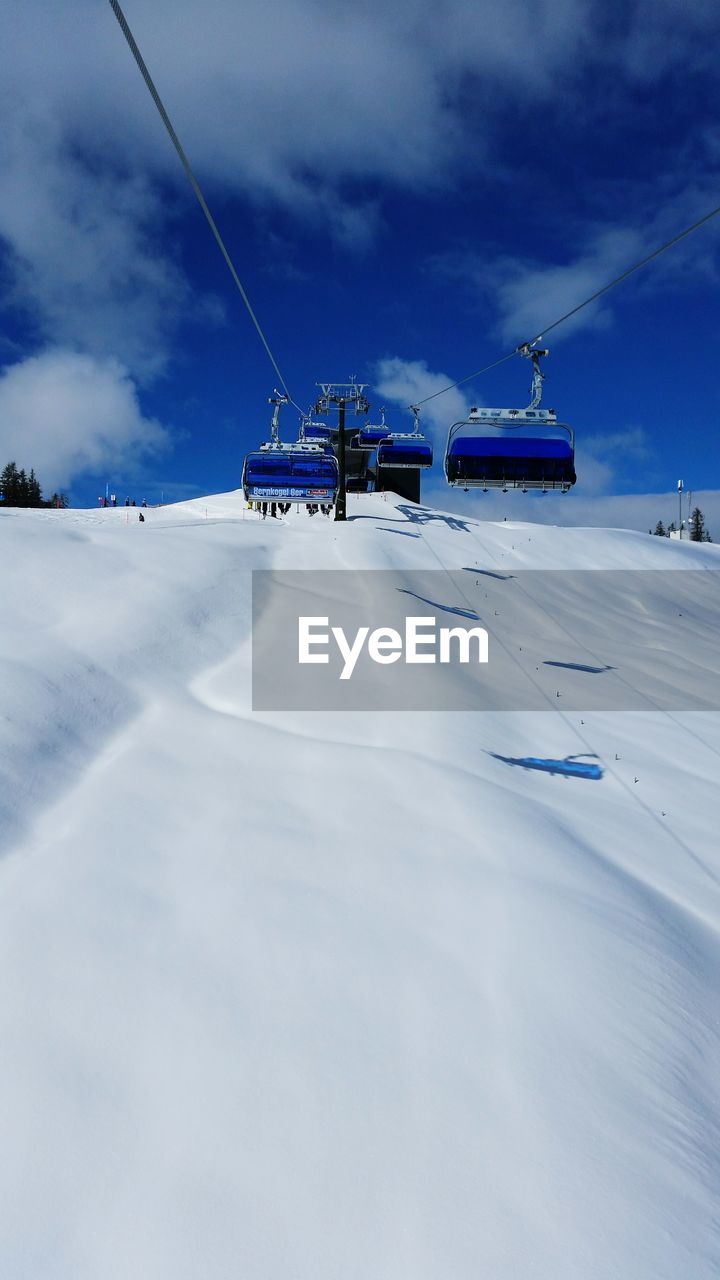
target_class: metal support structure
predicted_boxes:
[518,344,549,410]
[268,390,288,444]
[337,400,347,519]
[314,380,370,521]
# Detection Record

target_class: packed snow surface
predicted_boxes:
[1,491,719,1279]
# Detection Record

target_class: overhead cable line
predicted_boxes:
[108,0,292,400]
[414,198,720,408]
[412,351,518,408]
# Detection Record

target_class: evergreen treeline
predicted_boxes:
[0,462,68,509]
[652,507,712,542]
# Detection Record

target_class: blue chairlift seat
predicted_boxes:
[356,424,393,449]
[445,410,575,491]
[242,443,339,503]
[303,424,334,449]
[377,435,434,469]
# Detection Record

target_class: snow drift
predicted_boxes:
[0,491,718,1279]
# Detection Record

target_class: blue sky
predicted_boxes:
[1,0,720,529]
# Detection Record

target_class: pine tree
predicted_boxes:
[690,507,707,542]
[27,468,42,506]
[1,460,56,508]
[1,461,17,504]
[653,520,666,536]
[667,521,676,535]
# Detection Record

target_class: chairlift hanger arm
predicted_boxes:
[517,345,548,410]
[267,390,290,444]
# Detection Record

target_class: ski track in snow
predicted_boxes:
[0,491,719,1279]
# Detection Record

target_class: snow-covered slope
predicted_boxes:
[1,492,719,1279]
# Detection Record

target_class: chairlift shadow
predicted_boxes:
[488,751,604,780]
[395,504,474,532]
[461,567,515,581]
[398,589,481,620]
[544,661,615,674]
[346,513,407,523]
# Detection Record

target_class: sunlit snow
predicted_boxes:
[1,491,718,1279]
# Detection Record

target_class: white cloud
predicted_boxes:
[374,357,475,442]
[1,0,719,458]
[0,350,169,492]
[50,1,590,195]
[0,113,189,381]
[431,181,720,348]
[0,0,591,243]
[488,227,641,345]
[421,481,720,537]
[7,0,705,377]
[578,426,652,496]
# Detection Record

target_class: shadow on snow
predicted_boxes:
[543,661,615,674]
[397,589,481,621]
[488,752,604,780]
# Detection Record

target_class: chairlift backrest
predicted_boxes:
[444,409,575,492]
[242,440,339,504]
